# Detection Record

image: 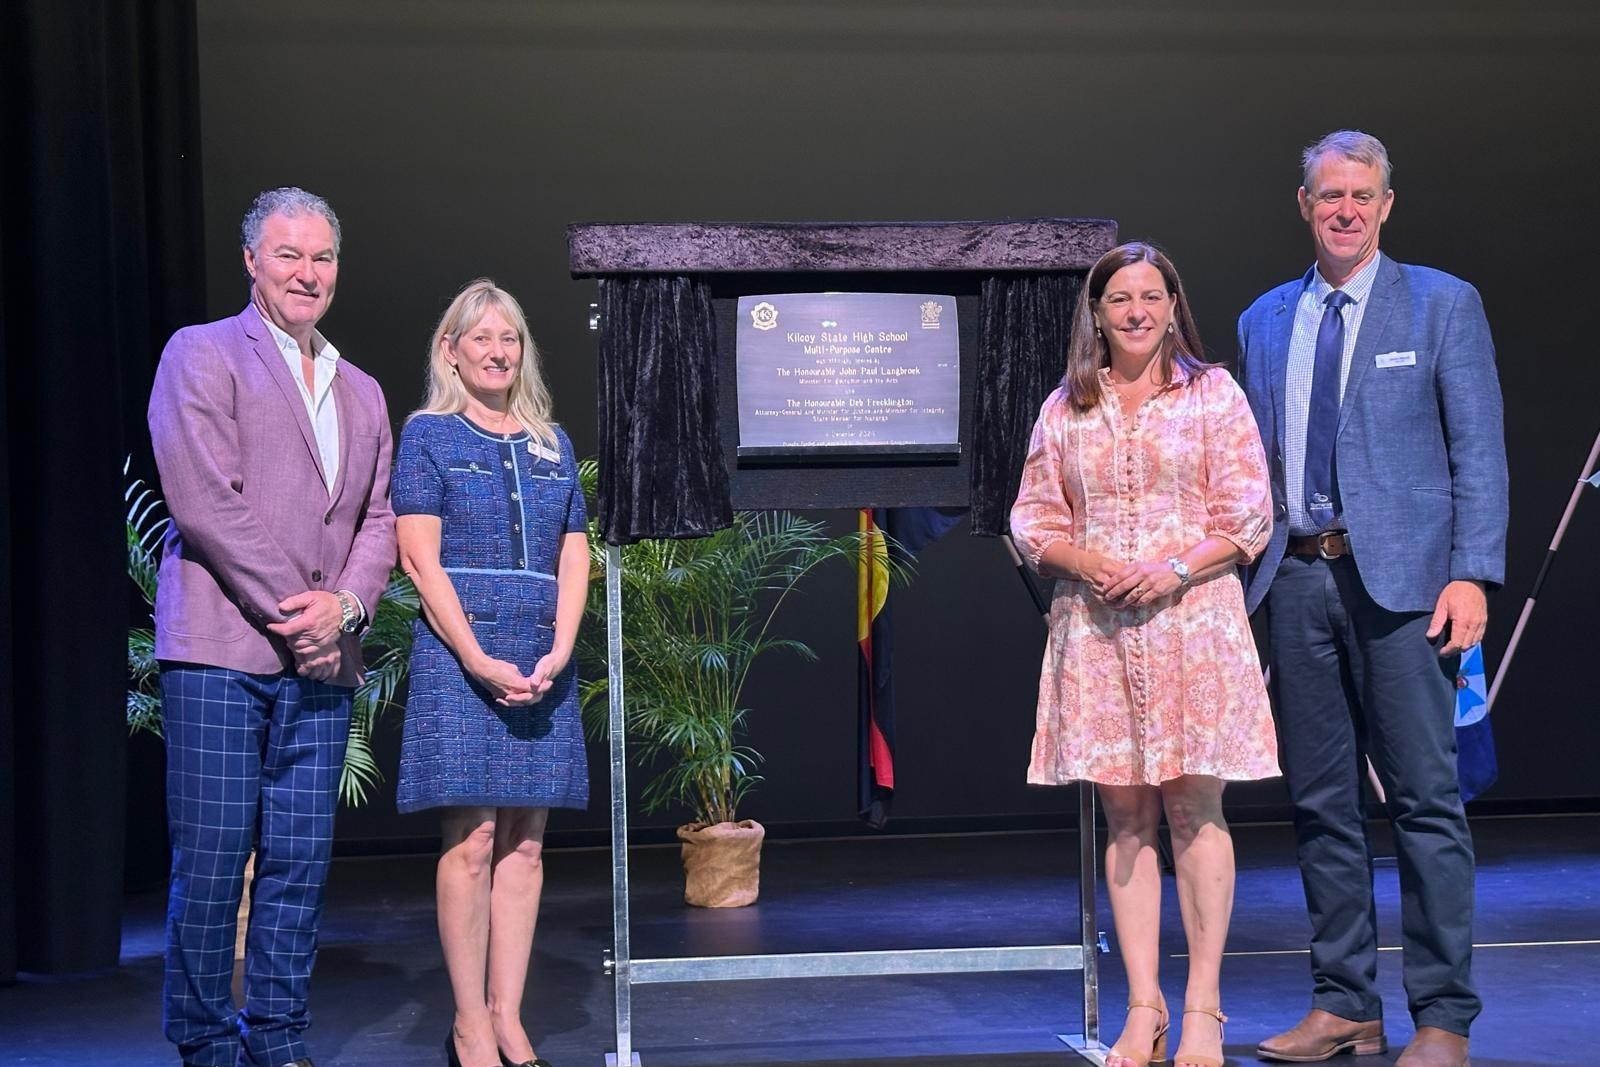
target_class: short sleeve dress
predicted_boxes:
[1009,366,1280,787]
[391,412,589,813]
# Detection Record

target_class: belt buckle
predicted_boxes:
[1316,531,1345,560]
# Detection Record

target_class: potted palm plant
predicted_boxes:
[576,460,906,907]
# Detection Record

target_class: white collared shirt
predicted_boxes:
[1283,251,1383,534]
[257,306,341,492]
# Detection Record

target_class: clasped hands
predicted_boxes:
[1079,553,1182,607]
[266,590,346,681]
[466,650,569,707]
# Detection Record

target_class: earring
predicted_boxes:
[1167,323,1175,334]
[449,365,459,376]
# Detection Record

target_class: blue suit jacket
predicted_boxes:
[1236,255,1508,615]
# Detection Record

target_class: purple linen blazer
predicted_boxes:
[147,306,397,688]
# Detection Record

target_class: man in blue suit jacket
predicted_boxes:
[1237,131,1507,1067]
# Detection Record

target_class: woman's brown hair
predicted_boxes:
[1061,241,1209,412]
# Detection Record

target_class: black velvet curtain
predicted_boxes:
[970,272,1082,536]
[595,275,734,544]
[0,0,205,978]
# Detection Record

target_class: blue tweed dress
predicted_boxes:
[392,413,589,813]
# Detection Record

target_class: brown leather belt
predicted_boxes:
[1286,530,1352,560]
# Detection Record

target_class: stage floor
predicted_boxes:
[2,814,1594,1067]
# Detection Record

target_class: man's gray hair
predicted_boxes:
[1301,130,1392,192]
[240,187,342,255]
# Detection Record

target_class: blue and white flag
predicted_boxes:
[1454,644,1497,802]
[1454,645,1488,727]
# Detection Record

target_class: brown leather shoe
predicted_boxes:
[1256,1008,1387,1062]
[1395,1027,1470,1067]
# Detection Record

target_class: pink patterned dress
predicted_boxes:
[1010,365,1279,786]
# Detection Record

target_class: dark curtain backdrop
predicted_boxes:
[596,275,733,543]
[971,273,1081,536]
[0,115,14,984]
[0,0,205,978]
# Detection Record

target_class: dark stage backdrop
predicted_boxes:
[182,1,1599,849]
[2,0,206,975]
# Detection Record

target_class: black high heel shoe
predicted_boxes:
[499,1051,556,1067]
[444,1032,502,1067]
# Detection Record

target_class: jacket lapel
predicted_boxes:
[1267,272,1308,451]
[1338,255,1400,437]
[241,305,328,485]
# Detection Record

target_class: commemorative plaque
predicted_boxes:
[734,292,959,458]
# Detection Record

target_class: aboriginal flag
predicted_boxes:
[857,507,965,828]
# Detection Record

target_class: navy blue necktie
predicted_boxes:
[1304,289,1352,530]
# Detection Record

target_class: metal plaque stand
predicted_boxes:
[601,542,1105,1065]
[1057,779,1109,1064]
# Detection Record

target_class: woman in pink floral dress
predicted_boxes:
[1011,243,1278,1067]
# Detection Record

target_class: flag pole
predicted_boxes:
[1000,533,1050,618]
[1484,422,1600,713]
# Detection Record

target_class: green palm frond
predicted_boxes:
[338,710,383,807]
[575,458,915,825]
[127,626,161,735]
[125,458,168,734]
[124,457,170,608]
[343,569,421,805]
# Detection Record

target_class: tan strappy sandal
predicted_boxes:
[1175,1006,1228,1067]
[1107,999,1171,1067]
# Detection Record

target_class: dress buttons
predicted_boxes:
[511,492,520,501]
[311,569,322,582]
[469,462,479,471]
[517,559,525,568]
[513,524,520,532]
[503,460,512,469]
[467,612,475,623]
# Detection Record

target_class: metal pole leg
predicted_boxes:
[603,542,640,1067]
[1060,779,1109,1064]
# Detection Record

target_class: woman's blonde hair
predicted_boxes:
[412,278,557,451]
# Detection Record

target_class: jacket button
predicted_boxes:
[311,569,322,582]
[466,613,475,623]
[1275,505,1287,519]
[324,513,333,525]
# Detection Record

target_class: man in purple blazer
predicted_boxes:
[148,187,395,1067]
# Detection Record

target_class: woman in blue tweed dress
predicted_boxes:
[394,279,586,1067]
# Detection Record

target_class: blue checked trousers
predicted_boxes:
[161,665,351,1067]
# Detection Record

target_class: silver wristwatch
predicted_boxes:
[335,590,361,633]
[1166,557,1191,585]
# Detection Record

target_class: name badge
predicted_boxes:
[528,441,561,463]
[1375,350,1417,368]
